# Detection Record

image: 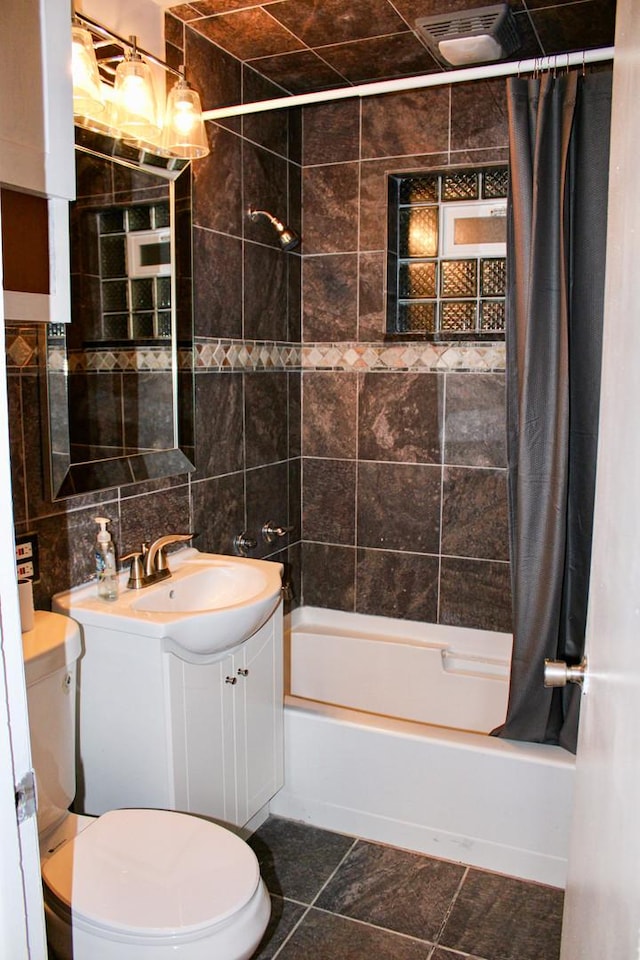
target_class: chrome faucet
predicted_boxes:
[122,533,193,589]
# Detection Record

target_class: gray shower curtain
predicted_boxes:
[496,69,612,752]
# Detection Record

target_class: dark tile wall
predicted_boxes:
[299,81,513,632]
[6,27,511,636]
[6,25,301,609]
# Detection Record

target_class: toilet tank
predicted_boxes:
[22,611,82,838]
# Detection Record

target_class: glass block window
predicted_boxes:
[387,166,508,340]
[97,202,172,340]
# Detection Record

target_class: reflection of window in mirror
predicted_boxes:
[386,166,508,340]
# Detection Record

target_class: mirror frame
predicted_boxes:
[41,142,195,500]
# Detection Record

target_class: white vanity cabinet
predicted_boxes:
[169,613,284,827]
[73,608,284,829]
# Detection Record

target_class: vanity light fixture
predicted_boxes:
[110,38,160,143]
[71,12,209,161]
[71,20,105,118]
[163,73,209,160]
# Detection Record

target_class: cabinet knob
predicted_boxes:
[237,668,249,677]
[225,676,237,685]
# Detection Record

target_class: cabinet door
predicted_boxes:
[169,653,237,823]
[235,610,284,825]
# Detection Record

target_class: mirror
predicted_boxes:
[43,133,195,499]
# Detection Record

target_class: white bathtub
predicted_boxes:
[271,607,575,888]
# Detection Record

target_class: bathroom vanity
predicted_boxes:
[52,549,284,829]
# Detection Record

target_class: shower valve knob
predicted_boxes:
[262,521,293,543]
[543,657,588,688]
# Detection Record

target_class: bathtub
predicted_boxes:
[270,607,575,888]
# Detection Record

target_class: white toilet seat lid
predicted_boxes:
[42,809,261,938]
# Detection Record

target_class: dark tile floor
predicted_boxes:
[248,817,564,960]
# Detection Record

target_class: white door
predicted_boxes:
[560,0,640,956]
[0,208,47,956]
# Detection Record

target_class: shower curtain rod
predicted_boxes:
[202,45,614,120]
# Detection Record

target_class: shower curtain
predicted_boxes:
[496,69,612,752]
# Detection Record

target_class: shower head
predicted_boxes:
[248,206,301,251]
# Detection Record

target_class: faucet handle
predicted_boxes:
[121,551,145,590]
[262,521,294,544]
[154,533,194,572]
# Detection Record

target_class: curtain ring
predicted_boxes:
[582,49,586,76]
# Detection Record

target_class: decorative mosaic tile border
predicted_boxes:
[301,341,506,372]
[194,339,505,372]
[5,328,505,374]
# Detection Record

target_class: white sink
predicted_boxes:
[52,548,283,656]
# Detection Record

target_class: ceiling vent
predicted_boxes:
[415,3,520,67]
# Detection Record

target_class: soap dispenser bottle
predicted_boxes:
[94,517,119,601]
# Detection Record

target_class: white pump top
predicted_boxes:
[94,516,112,544]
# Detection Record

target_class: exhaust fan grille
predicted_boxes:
[415,3,520,66]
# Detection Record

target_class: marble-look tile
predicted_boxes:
[251,894,306,960]
[192,7,304,60]
[192,124,243,235]
[317,841,465,941]
[287,456,302,542]
[287,252,302,342]
[303,100,361,166]
[123,372,174,452]
[245,372,289,468]
[242,66,290,159]
[358,252,386,341]
[358,372,443,464]
[441,467,509,561]
[530,0,615,55]
[429,950,484,960]
[302,164,360,254]
[357,462,441,553]
[274,908,432,960]
[243,143,291,250]
[119,484,191,557]
[440,869,564,960]
[245,461,289,559]
[164,12,184,49]
[7,373,26,525]
[191,472,245,555]
[439,557,512,632]
[193,228,243,339]
[356,548,439,621]
[244,241,289,341]
[194,372,244,479]
[248,817,355,903]
[185,25,241,134]
[359,153,450,252]
[302,458,356,544]
[67,372,123,450]
[450,79,509,153]
[288,374,302,459]
[360,87,450,161]
[302,254,359,341]
[302,372,357,459]
[444,373,507,467]
[269,0,406,47]
[246,49,347,96]
[301,541,356,611]
[30,503,120,607]
[320,32,438,85]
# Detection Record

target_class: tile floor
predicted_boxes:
[248,817,564,960]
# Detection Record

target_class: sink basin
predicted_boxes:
[52,549,283,657]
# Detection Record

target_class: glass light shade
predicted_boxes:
[111,55,160,143]
[163,78,210,159]
[71,24,105,117]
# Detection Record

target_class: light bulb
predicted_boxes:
[163,77,209,159]
[71,24,105,117]
[111,51,160,143]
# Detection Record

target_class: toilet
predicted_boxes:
[23,610,270,960]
